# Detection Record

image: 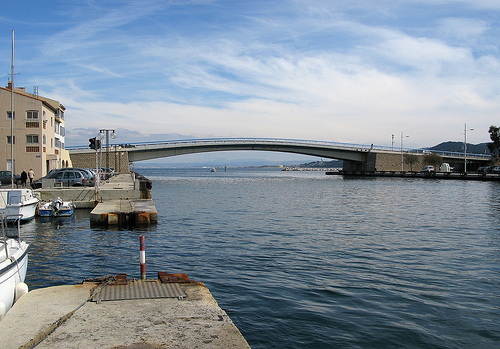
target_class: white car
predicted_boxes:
[420,166,434,173]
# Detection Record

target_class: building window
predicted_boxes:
[6,136,15,144]
[26,134,39,144]
[43,135,46,144]
[26,110,39,120]
[7,111,15,119]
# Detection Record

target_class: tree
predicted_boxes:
[487,125,500,156]
[404,154,419,172]
[423,154,443,170]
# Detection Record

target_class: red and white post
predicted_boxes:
[139,235,146,280]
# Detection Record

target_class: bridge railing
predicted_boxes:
[67,137,491,159]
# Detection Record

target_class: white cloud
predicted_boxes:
[4,0,500,150]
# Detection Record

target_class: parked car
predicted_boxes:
[31,169,89,189]
[97,167,115,180]
[0,171,21,185]
[492,166,500,173]
[59,167,95,186]
[46,168,95,186]
[420,166,435,173]
[477,166,493,173]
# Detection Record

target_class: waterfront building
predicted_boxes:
[0,83,71,179]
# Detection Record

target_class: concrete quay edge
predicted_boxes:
[0,279,250,349]
[34,173,151,209]
[328,170,500,181]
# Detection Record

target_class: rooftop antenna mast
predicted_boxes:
[10,29,14,188]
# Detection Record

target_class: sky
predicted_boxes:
[1,0,499,157]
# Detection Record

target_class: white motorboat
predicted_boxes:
[38,197,74,217]
[0,189,39,222]
[0,217,29,318]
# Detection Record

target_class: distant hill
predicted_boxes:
[427,141,490,154]
[297,160,343,168]
[296,142,491,168]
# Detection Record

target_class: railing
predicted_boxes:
[67,137,492,159]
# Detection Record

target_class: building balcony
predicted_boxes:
[26,121,40,128]
[26,146,40,153]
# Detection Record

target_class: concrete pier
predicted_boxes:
[90,198,158,227]
[0,275,250,349]
[35,173,152,209]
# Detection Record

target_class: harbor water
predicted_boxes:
[21,167,499,348]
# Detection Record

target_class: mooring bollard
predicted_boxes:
[140,235,146,280]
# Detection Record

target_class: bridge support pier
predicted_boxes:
[343,153,379,172]
[345,152,489,172]
[344,152,427,172]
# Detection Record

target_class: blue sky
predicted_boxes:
[1,0,499,151]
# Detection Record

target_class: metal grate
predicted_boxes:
[92,282,186,302]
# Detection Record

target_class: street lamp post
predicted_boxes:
[99,129,117,175]
[401,131,409,171]
[113,145,122,173]
[464,123,474,173]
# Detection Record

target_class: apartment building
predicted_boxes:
[0,83,71,180]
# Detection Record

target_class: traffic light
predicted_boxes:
[89,137,96,150]
[96,139,101,149]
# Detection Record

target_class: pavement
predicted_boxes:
[0,279,250,349]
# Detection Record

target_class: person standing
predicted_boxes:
[28,169,35,185]
[20,170,27,187]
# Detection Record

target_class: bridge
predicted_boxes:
[68,138,492,172]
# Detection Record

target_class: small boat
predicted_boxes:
[0,189,39,222]
[0,215,29,318]
[210,167,216,172]
[38,197,75,217]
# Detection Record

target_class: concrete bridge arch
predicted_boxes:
[68,138,492,173]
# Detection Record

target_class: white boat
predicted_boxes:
[0,189,39,222]
[38,197,74,217]
[0,217,29,318]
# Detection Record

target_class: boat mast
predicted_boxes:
[10,30,14,188]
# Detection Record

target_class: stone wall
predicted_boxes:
[344,152,487,172]
[371,152,426,172]
[70,151,130,173]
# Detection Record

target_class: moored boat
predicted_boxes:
[38,197,75,217]
[0,189,39,222]
[0,216,29,318]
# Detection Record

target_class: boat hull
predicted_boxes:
[38,200,74,217]
[0,189,39,221]
[39,206,74,217]
[0,240,28,314]
[0,201,38,221]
